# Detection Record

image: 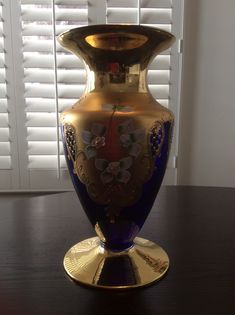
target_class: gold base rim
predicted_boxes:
[63,237,169,289]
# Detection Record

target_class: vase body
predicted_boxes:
[58,25,175,288]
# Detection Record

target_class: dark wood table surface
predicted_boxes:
[0,186,234,315]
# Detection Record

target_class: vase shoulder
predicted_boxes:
[61,92,173,124]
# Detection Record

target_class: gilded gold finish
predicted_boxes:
[58,24,175,94]
[58,25,175,289]
[85,32,148,50]
[63,237,169,289]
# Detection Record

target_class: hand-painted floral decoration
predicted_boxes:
[79,116,145,188]
[118,119,145,157]
[81,123,106,159]
[95,157,132,184]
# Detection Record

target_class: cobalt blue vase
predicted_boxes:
[58,24,175,289]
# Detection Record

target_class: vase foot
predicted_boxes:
[63,237,169,289]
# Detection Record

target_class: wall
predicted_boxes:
[178,0,235,187]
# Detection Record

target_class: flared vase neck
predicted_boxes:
[58,25,175,94]
[83,61,148,94]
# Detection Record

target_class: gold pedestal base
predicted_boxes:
[63,237,169,289]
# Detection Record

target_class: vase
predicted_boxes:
[58,24,175,289]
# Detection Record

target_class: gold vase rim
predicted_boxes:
[85,32,148,51]
[58,23,175,37]
[57,24,175,52]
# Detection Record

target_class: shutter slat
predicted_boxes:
[108,0,172,8]
[0,128,9,141]
[23,40,53,53]
[157,99,169,107]
[0,99,7,112]
[107,8,171,24]
[0,38,4,52]
[149,56,171,70]
[22,8,87,22]
[148,70,170,84]
[141,9,171,24]
[26,113,58,127]
[25,84,85,98]
[141,0,172,8]
[0,69,6,82]
[24,53,83,69]
[28,155,66,169]
[0,83,6,98]
[0,142,10,155]
[21,0,87,5]
[107,9,138,24]
[27,127,61,141]
[23,24,83,36]
[108,0,137,8]
[0,53,5,67]
[23,40,73,53]
[25,98,76,112]
[0,156,11,169]
[24,69,86,83]
[28,141,64,155]
[149,85,169,99]
[0,113,8,127]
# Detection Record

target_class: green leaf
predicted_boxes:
[102,104,115,111]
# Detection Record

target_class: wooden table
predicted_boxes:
[0,186,234,315]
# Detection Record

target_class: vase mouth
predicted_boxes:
[85,32,148,51]
[58,24,175,54]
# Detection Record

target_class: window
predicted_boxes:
[0,0,184,190]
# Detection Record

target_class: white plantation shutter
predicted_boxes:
[21,0,87,174]
[0,0,183,190]
[18,0,88,189]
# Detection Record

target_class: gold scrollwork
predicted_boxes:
[64,124,79,162]
[74,152,90,185]
[149,121,165,158]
